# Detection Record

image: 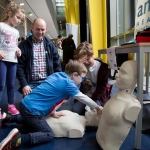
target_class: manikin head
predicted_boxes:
[115,60,137,93]
[85,107,101,126]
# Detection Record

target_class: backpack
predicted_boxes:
[142,100,150,133]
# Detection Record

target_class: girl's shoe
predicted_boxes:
[8,105,20,115]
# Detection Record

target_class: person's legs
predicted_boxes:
[20,103,54,145]
[6,62,16,105]
[0,103,54,149]
[0,61,7,102]
[71,101,86,116]
[0,113,24,149]
[6,62,19,115]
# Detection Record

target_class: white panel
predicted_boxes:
[66,23,78,47]
[118,0,124,34]
[110,0,117,37]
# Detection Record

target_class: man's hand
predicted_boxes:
[95,106,103,114]
[51,112,66,118]
[16,49,21,57]
[22,85,32,96]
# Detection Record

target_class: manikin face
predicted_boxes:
[115,61,137,90]
[78,55,95,67]
[73,72,86,86]
[8,10,23,27]
[31,19,46,42]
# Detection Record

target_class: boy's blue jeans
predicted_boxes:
[12,103,54,145]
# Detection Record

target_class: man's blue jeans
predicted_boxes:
[29,80,45,90]
[12,103,54,145]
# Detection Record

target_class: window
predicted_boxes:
[110,0,136,46]
[56,6,65,15]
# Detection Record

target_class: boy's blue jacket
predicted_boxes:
[17,36,62,93]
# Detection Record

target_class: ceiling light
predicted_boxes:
[28,12,33,16]
[20,3,24,6]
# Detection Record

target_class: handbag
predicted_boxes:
[142,100,150,133]
[134,100,150,133]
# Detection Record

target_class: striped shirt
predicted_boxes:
[31,39,47,80]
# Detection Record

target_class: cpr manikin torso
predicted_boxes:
[96,60,141,150]
[45,109,101,138]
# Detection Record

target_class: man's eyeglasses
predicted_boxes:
[78,75,85,82]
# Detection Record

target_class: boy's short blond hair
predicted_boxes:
[65,59,87,75]
[74,42,94,60]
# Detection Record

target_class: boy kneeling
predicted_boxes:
[0,60,102,150]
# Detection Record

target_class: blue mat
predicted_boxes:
[0,79,150,150]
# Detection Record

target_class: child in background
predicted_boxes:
[18,37,25,45]
[72,42,109,115]
[0,2,25,115]
[56,35,63,49]
[0,60,103,150]
[56,35,63,64]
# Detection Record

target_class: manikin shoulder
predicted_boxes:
[111,92,141,122]
[124,98,141,122]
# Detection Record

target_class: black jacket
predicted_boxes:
[17,36,62,92]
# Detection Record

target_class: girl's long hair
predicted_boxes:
[1,1,24,22]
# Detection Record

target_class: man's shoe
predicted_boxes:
[8,105,20,115]
[0,128,21,150]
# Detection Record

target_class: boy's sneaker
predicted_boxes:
[0,128,21,150]
[0,112,11,125]
[8,105,20,115]
[0,112,7,127]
